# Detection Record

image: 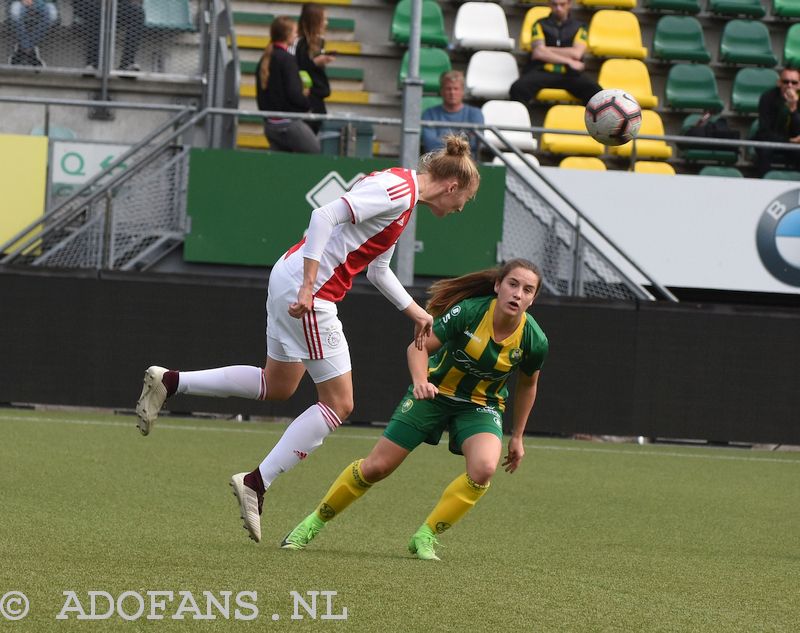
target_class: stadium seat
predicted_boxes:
[643,0,701,12]
[719,20,778,66]
[579,0,637,7]
[699,165,744,177]
[587,11,648,59]
[598,59,658,109]
[466,51,519,100]
[520,7,551,53]
[678,114,739,164]
[540,105,604,156]
[609,110,673,160]
[731,68,778,113]
[421,95,443,113]
[652,16,711,63]
[481,100,538,152]
[453,2,514,51]
[785,23,800,67]
[143,0,194,31]
[764,169,800,180]
[708,0,766,17]
[390,0,449,48]
[773,0,800,17]
[633,161,676,175]
[559,156,607,170]
[398,48,451,93]
[665,64,724,111]
[535,89,581,104]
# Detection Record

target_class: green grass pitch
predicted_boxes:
[1,408,798,632]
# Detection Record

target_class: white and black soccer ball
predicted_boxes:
[584,89,642,146]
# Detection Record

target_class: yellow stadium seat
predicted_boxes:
[520,7,550,52]
[588,10,648,59]
[535,89,580,104]
[560,156,607,170]
[540,105,604,156]
[598,59,658,109]
[633,161,676,175]
[609,110,672,159]
[579,0,636,7]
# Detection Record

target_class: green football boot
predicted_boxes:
[280,512,326,550]
[408,524,441,561]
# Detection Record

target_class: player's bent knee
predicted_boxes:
[360,457,394,483]
[468,462,497,486]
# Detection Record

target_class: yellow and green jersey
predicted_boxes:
[429,296,548,411]
[531,16,589,74]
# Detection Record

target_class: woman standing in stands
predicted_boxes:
[256,16,320,153]
[292,5,335,135]
[135,135,482,545]
[279,259,548,561]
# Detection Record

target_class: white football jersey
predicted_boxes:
[281,168,419,302]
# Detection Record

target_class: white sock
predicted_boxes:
[258,402,341,487]
[177,365,265,399]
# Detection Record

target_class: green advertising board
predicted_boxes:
[184,149,505,277]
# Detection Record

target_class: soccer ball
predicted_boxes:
[584,89,642,146]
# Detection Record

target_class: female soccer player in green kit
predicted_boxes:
[280,258,549,560]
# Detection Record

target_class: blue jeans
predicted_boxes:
[9,0,58,51]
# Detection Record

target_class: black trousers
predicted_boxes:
[754,130,800,177]
[510,68,601,106]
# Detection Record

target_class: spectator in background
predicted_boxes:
[422,71,484,156]
[293,4,335,135]
[8,0,58,67]
[754,67,800,177]
[75,0,145,72]
[509,0,601,107]
[256,16,320,153]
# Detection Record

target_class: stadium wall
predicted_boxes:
[1,271,798,445]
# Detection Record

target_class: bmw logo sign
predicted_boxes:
[756,189,800,286]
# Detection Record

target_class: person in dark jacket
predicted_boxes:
[509,0,601,106]
[256,16,320,153]
[292,4,335,134]
[754,67,800,176]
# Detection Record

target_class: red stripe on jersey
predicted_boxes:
[315,168,418,303]
[284,237,306,260]
[341,196,356,224]
[389,187,411,201]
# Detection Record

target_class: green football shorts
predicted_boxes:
[384,388,504,455]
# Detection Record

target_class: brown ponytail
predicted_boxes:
[298,4,326,57]
[419,133,481,192]
[426,258,542,317]
[259,16,296,91]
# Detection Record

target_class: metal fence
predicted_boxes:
[0,0,204,79]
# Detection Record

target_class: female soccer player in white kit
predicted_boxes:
[135,135,481,543]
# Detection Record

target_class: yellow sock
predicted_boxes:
[315,459,373,522]
[424,473,490,535]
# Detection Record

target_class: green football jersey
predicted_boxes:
[429,296,548,411]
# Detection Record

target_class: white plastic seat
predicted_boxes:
[481,100,537,152]
[453,2,514,51]
[465,51,519,100]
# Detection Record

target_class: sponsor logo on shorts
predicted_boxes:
[326,330,342,348]
[401,398,414,413]
[476,406,502,427]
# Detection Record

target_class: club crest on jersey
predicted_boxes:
[401,398,414,413]
[510,348,523,363]
[327,330,342,348]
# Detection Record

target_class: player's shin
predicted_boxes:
[423,473,490,535]
[314,458,374,522]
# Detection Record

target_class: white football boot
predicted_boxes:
[135,366,168,436]
[230,472,263,543]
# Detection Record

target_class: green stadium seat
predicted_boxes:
[764,169,800,180]
[398,48,452,93]
[731,68,778,113]
[421,96,443,113]
[678,114,739,164]
[143,0,194,31]
[653,16,710,63]
[784,23,800,67]
[643,0,701,12]
[699,165,744,177]
[665,64,724,111]
[773,0,800,17]
[391,0,449,48]
[708,0,766,17]
[719,20,778,66]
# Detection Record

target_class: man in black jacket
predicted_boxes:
[755,67,800,176]
[509,0,601,106]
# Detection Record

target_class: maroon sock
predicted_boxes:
[162,370,179,397]
[244,468,265,497]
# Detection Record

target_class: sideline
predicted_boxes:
[2,413,799,465]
